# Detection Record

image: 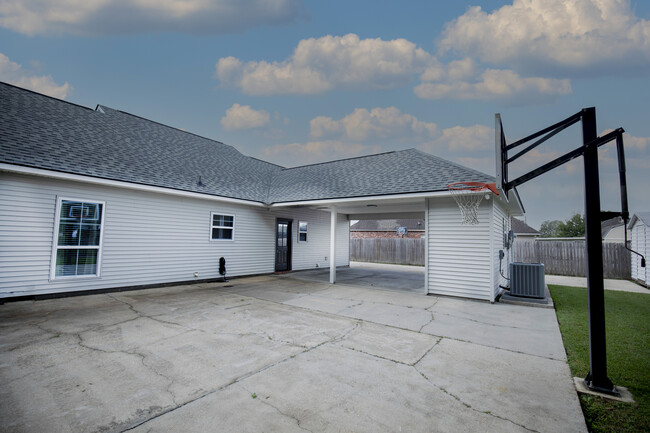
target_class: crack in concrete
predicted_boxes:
[74,333,179,407]
[430,309,544,332]
[120,321,361,432]
[106,295,190,330]
[414,367,541,433]
[237,384,315,433]
[418,309,435,333]
[412,338,441,366]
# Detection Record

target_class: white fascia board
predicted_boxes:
[270,190,451,208]
[0,164,266,208]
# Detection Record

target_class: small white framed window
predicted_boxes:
[50,197,105,279]
[211,213,234,240]
[298,221,308,242]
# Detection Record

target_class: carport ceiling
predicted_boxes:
[313,196,427,219]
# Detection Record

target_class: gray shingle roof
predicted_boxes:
[268,150,492,202]
[0,82,494,204]
[510,218,540,235]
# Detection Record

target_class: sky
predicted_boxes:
[1,0,649,229]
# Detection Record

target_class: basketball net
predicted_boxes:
[447,182,498,225]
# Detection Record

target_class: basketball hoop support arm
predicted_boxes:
[498,108,636,396]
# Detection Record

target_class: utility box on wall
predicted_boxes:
[509,262,546,299]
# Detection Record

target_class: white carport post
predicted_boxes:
[330,205,337,284]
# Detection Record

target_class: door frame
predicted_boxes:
[275,218,293,272]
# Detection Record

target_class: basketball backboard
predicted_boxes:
[495,113,508,201]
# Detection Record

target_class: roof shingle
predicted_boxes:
[0,82,494,204]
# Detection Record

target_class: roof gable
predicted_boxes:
[629,212,650,228]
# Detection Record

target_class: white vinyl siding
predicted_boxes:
[491,201,511,301]
[427,197,492,300]
[0,173,347,298]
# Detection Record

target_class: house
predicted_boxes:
[350,219,425,238]
[0,82,524,302]
[511,218,540,242]
[601,216,630,243]
[629,212,649,287]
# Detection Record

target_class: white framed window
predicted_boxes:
[50,197,105,279]
[211,213,234,240]
[298,221,308,242]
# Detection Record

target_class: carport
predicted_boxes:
[272,193,429,290]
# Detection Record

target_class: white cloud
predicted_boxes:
[437,125,493,151]
[415,66,571,101]
[0,53,71,99]
[0,0,306,36]
[310,107,438,141]
[439,0,650,76]
[220,103,270,131]
[261,140,381,167]
[216,33,431,95]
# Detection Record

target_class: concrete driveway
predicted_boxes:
[0,273,586,433]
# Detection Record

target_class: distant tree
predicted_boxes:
[539,220,562,237]
[557,213,585,237]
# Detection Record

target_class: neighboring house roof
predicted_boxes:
[629,212,650,228]
[601,216,625,238]
[350,219,425,231]
[511,218,540,236]
[0,82,493,205]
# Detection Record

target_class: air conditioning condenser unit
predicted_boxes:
[509,262,546,299]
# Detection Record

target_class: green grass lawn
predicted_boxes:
[549,285,650,433]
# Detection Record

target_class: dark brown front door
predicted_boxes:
[275,219,292,271]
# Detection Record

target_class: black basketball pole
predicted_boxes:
[581,108,616,394]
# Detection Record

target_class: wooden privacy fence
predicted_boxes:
[513,240,631,279]
[350,238,425,266]
[350,237,631,279]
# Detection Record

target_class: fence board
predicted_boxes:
[350,238,425,266]
[351,237,631,279]
[513,240,630,279]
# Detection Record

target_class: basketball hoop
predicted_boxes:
[447,182,498,225]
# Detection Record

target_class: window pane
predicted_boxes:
[56,249,79,276]
[212,228,233,240]
[299,222,307,232]
[58,222,81,246]
[58,201,103,246]
[213,214,234,227]
[60,201,83,220]
[55,249,98,276]
[299,233,307,242]
[80,223,102,246]
[77,249,98,275]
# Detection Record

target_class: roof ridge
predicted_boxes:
[98,105,236,152]
[281,150,398,171]
[248,156,285,168]
[410,148,494,180]
[1,81,94,112]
